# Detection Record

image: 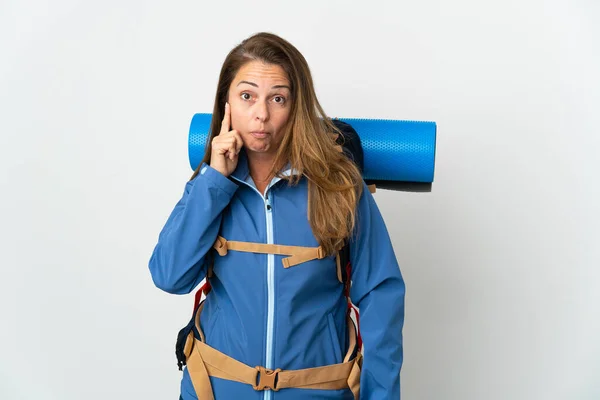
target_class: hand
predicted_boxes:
[210,102,243,177]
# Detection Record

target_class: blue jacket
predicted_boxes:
[149,151,405,399]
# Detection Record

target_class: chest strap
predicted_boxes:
[212,236,344,283]
[183,302,362,399]
[213,236,326,269]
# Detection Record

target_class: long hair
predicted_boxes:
[191,32,363,256]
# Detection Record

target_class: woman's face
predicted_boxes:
[227,60,292,157]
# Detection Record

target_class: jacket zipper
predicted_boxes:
[264,192,274,400]
[230,176,276,400]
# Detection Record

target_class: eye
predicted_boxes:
[241,92,252,101]
[273,96,286,104]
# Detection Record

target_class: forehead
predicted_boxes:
[233,61,290,88]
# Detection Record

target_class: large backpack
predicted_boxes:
[175,118,365,371]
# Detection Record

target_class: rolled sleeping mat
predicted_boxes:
[189,113,436,192]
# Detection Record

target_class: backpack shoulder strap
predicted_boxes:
[337,240,351,287]
[338,240,363,349]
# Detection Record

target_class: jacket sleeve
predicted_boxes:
[349,183,406,400]
[148,163,239,294]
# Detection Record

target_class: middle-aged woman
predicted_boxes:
[149,32,405,400]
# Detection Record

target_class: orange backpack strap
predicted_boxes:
[212,236,326,268]
[184,302,362,399]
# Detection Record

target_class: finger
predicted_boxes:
[218,131,242,155]
[219,102,231,135]
[214,135,235,160]
[213,140,232,156]
[211,137,226,153]
[231,130,244,154]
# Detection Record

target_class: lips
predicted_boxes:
[250,131,269,138]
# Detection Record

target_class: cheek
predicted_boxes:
[275,111,291,130]
[229,110,245,131]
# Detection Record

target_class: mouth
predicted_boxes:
[250,131,270,139]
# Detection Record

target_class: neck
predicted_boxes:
[247,151,278,184]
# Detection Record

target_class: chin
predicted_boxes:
[243,137,271,153]
[246,145,271,153]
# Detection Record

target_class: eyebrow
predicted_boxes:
[237,80,290,90]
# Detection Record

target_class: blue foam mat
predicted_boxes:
[189,113,436,183]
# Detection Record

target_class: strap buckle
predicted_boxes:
[316,246,325,259]
[253,366,282,391]
[213,236,228,256]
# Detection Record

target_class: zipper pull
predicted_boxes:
[265,192,272,211]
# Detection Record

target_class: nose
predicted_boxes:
[254,99,269,122]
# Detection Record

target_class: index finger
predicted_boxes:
[219,102,231,135]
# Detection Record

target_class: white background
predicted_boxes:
[1,1,599,399]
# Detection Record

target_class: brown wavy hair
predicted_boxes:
[190,32,363,256]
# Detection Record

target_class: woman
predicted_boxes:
[149,32,405,400]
